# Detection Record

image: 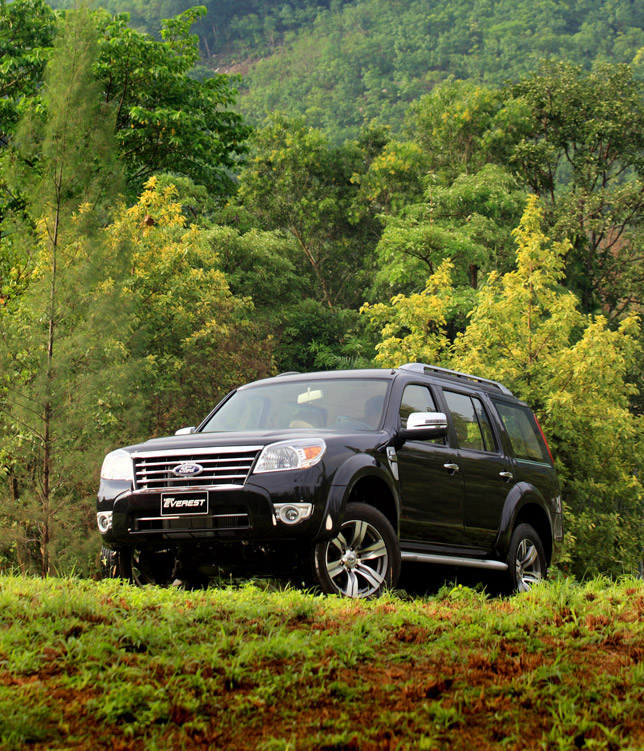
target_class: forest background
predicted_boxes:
[1,0,644,581]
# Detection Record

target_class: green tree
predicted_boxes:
[0,9,128,575]
[0,2,250,200]
[237,113,377,310]
[508,62,644,316]
[361,258,453,367]
[370,164,527,325]
[408,79,521,181]
[0,0,56,150]
[94,6,250,197]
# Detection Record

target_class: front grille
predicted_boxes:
[132,445,262,491]
[133,513,250,533]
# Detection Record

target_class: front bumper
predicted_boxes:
[98,472,331,548]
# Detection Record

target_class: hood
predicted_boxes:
[122,427,386,454]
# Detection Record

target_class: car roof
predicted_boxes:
[240,364,515,398]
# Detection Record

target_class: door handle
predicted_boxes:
[499,471,514,480]
[443,463,459,474]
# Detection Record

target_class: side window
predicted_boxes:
[494,401,550,463]
[473,399,496,452]
[399,384,437,429]
[399,384,445,444]
[443,391,496,452]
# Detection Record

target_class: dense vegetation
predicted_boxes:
[1,0,644,581]
[48,0,644,140]
[2,575,644,750]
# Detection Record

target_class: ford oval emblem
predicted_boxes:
[172,462,203,477]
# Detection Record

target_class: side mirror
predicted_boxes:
[175,426,196,435]
[399,412,448,441]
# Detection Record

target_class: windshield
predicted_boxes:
[201,378,390,433]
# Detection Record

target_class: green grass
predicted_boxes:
[1,575,644,750]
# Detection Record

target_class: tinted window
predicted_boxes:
[443,391,496,452]
[495,402,550,463]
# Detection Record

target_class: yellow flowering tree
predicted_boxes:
[106,178,274,437]
[366,196,644,576]
[361,259,453,368]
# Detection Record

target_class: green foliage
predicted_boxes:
[237,113,378,311]
[362,259,454,368]
[210,225,304,313]
[233,0,644,141]
[372,165,527,301]
[0,8,128,576]
[0,0,57,236]
[507,61,644,315]
[408,79,521,181]
[368,197,644,576]
[0,0,56,146]
[94,5,250,197]
[105,178,275,436]
[0,1,250,199]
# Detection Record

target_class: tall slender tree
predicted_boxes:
[0,9,127,575]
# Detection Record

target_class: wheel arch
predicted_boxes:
[322,455,399,539]
[495,483,554,565]
[345,474,398,535]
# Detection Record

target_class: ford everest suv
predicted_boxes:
[97,364,563,597]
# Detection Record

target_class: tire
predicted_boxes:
[313,502,401,598]
[118,546,176,587]
[100,546,120,579]
[505,523,546,593]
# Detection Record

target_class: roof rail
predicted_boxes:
[275,371,301,377]
[399,363,514,397]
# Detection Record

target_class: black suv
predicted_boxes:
[97,364,562,597]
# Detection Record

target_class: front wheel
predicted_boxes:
[313,502,401,598]
[118,546,176,586]
[100,546,120,579]
[505,523,546,593]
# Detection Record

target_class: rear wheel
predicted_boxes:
[313,502,400,598]
[505,523,546,593]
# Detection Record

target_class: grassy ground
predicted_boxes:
[1,574,643,750]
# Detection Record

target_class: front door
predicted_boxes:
[396,384,465,545]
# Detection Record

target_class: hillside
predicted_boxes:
[46,0,644,140]
[2,575,644,749]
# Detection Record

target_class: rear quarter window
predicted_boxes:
[494,401,550,463]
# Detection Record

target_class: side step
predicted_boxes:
[401,551,508,571]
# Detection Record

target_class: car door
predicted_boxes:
[396,383,465,545]
[440,389,515,549]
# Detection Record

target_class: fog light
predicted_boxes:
[97,511,113,534]
[274,502,313,526]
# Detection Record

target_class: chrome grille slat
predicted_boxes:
[132,446,261,490]
[136,466,252,477]
[136,457,256,469]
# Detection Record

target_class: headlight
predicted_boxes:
[101,449,133,482]
[254,439,326,473]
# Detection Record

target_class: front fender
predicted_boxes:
[315,452,399,541]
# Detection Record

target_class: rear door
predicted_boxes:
[490,397,559,511]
